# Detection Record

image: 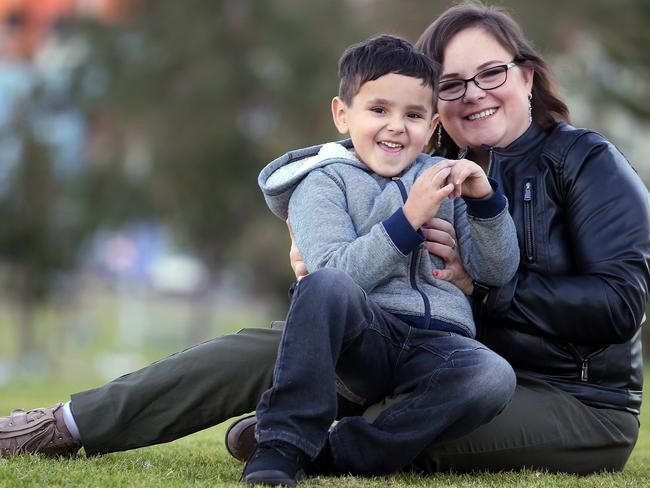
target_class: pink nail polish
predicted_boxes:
[434,271,439,277]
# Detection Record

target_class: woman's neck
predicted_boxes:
[467,147,490,171]
[464,121,535,170]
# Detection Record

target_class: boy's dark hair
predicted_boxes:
[338,34,440,105]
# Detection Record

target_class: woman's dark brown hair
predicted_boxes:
[416,1,570,156]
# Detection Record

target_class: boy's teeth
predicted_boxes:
[381,141,402,148]
[468,108,497,121]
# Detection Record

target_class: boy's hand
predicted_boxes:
[447,159,493,199]
[403,162,454,229]
[287,219,309,280]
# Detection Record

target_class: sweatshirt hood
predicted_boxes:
[258,138,368,219]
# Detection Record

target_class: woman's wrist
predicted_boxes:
[458,274,474,296]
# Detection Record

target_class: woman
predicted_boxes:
[2,0,648,476]
[407,2,649,473]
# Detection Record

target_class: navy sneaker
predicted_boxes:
[306,441,334,476]
[242,440,307,486]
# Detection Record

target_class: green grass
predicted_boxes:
[0,380,648,487]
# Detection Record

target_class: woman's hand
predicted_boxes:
[287,219,309,280]
[422,217,473,295]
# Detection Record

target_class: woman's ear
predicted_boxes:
[522,66,535,92]
[331,96,350,135]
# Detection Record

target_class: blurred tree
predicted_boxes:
[560,0,650,118]
[0,19,145,367]
[0,99,81,364]
[74,0,373,336]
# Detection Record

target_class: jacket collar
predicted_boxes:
[482,122,547,156]
[457,123,548,161]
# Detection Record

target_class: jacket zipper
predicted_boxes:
[565,342,608,382]
[523,179,536,262]
[393,177,431,328]
[486,149,494,177]
[472,147,494,343]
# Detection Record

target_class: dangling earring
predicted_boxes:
[528,93,533,123]
[437,124,443,147]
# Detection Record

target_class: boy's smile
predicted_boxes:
[332,73,437,178]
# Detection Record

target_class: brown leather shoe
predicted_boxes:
[0,403,81,458]
[225,414,257,462]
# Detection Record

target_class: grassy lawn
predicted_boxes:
[0,379,648,487]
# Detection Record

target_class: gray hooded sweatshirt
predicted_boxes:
[258,139,519,337]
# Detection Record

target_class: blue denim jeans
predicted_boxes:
[255,268,516,475]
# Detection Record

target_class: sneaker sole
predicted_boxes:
[245,468,306,487]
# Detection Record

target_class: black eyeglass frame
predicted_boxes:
[438,61,519,101]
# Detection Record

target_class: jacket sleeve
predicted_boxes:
[485,138,650,344]
[453,183,519,286]
[288,169,416,292]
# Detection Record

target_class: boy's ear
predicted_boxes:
[422,113,439,154]
[331,96,350,135]
[427,113,440,140]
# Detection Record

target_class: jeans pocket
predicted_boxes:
[414,331,484,360]
[335,375,368,407]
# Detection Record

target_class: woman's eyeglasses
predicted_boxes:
[438,62,519,101]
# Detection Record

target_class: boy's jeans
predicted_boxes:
[255,268,516,475]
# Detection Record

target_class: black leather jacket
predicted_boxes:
[472,122,650,414]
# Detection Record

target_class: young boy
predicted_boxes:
[249,35,519,485]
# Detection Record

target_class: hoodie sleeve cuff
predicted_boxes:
[382,208,424,255]
[462,178,507,219]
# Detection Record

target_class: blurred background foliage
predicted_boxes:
[0,0,648,384]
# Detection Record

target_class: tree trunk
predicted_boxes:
[14,267,38,370]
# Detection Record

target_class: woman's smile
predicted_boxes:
[466,107,498,121]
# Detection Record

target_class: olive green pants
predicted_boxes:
[71,326,639,474]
